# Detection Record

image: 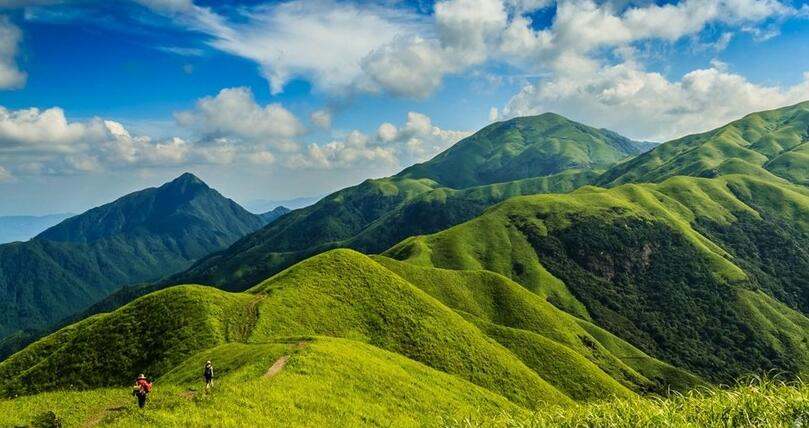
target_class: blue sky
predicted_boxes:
[0,0,807,215]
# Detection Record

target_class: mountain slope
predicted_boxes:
[598,101,809,186]
[385,174,809,382]
[398,113,647,188]
[0,173,264,339]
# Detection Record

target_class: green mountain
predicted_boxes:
[598,101,809,186]
[385,173,809,381]
[0,249,705,425]
[397,113,647,188]
[0,173,265,340]
[165,115,645,292]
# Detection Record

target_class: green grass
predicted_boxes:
[0,286,254,396]
[246,249,571,409]
[0,338,530,427]
[445,376,809,427]
[598,100,809,187]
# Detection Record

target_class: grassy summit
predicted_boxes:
[397,112,648,188]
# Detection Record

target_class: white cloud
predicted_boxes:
[131,0,802,103]
[291,112,470,170]
[489,107,500,122]
[196,0,423,95]
[0,165,13,182]
[0,106,102,152]
[310,109,332,129]
[505,62,809,141]
[157,45,204,56]
[174,87,304,145]
[0,16,26,89]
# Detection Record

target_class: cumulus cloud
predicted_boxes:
[291,112,470,170]
[0,105,202,176]
[505,62,809,141]
[195,0,423,95]
[174,87,304,146]
[0,16,26,89]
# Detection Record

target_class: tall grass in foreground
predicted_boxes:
[446,376,809,428]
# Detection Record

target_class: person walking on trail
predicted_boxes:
[132,374,152,408]
[204,361,214,391]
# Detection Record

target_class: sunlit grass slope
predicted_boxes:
[0,338,530,427]
[598,100,809,186]
[373,256,700,396]
[446,377,809,428]
[245,249,570,408]
[385,174,809,381]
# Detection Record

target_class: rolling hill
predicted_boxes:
[0,249,705,425]
[2,102,809,426]
[0,173,265,341]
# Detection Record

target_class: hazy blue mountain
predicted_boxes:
[0,173,265,340]
[0,213,73,244]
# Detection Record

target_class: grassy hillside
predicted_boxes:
[1,345,803,426]
[4,249,706,418]
[598,101,809,186]
[448,377,809,427]
[2,251,585,407]
[0,173,265,342]
[398,113,646,188]
[385,174,809,382]
[373,256,699,395]
[0,338,529,427]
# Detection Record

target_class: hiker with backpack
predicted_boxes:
[132,374,152,408]
[204,361,214,391]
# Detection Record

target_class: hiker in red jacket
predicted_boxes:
[132,374,153,408]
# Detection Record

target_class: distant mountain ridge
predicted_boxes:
[0,173,265,340]
[259,206,291,223]
[165,114,644,291]
[0,213,73,244]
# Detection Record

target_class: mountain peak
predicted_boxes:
[396,111,641,188]
[172,172,205,185]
